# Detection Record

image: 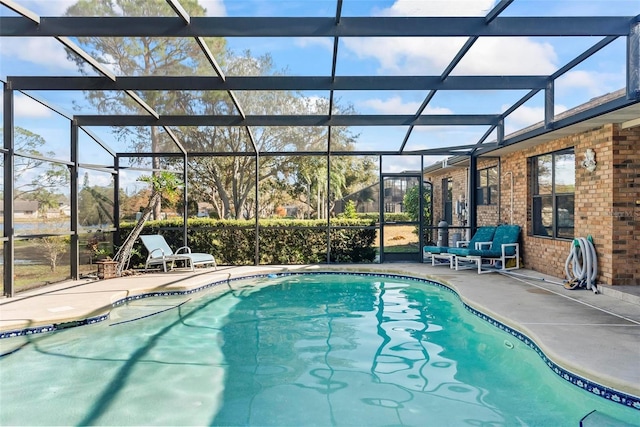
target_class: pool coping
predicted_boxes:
[1,266,639,413]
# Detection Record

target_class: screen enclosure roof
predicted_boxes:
[1,0,639,160]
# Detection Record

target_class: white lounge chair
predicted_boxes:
[139,234,217,272]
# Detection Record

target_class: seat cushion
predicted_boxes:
[447,247,472,256]
[491,225,521,256]
[468,226,496,247]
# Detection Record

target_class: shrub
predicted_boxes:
[118,217,377,267]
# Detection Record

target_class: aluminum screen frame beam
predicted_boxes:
[6,75,551,91]
[629,19,640,100]
[73,114,501,127]
[0,16,634,37]
[471,34,622,152]
[117,146,485,156]
[327,0,343,155]
[399,0,514,152]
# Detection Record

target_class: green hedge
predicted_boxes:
[118,218,377,267]
[352,212,411,222]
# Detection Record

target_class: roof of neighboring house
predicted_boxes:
[13,200,39,212]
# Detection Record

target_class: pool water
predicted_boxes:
[0,273,638,426]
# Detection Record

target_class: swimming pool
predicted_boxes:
[0,273,638,426]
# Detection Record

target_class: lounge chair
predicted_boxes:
[139,234,217,272]
[450,224,520,274]
[423,226,496,268]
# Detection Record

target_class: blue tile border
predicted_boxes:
[1,270,638,412]
[0,313,109,339]
[463,303,640,411]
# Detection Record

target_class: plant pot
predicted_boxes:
[96,260,118,279]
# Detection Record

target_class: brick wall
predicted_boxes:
[500,123,639,285]
[611,125,640,285]
[425,159,500,244]
[426,161,501,224]
[425,123,639,285]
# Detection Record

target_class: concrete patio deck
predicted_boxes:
[1,264,639,400]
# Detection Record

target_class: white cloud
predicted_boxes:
[14,0,77,16]
[344,37,466,75]
[1,37,78,74]
[557,69,624,97]
[360,96,420,114]
[84,172,115,188]
[201,0,227,17]
[505,105,543,132]
[360,96,452,115]
[344,34,557,76]
[375,0,496,17]
[295,37,333,51]
[561,70,598,90]
[344,0,559,76]
[14,94,52,118]
[453,38,557,75]
[502,104,568,134]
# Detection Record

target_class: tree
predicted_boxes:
[3,126,70,200]
[78,172,115,227]
[342,200,357,219]
[112,172,182,276]
[28,189,62,220]
[22,189,71,273]
[65,0,226,218]
[181,51,376,220]
[290,153,376,220]
[183,52,307,219]
[2,125,72,271]
[403,184,432,231]
[65,1,375,221]
[42,236,70,273]
[10,127,48,181]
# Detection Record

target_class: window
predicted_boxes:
[384,202,394,213]
[532,149,575,239]
[477,166,498,205]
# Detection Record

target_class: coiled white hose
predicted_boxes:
[564,236,598,293]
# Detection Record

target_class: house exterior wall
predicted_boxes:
[500,123,639,285]
[611,125,640,285]
[425,159,499,244]
[423,123,639,285]
[427,166,468,245]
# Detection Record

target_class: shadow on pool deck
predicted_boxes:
[1,264,639,398]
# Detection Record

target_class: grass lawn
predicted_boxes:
[379,225,420,253]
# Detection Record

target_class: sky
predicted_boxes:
[0,0,637,188]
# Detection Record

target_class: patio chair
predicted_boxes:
[423,226,496,268]
[139,234,217,272]
[450,224,521,274]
